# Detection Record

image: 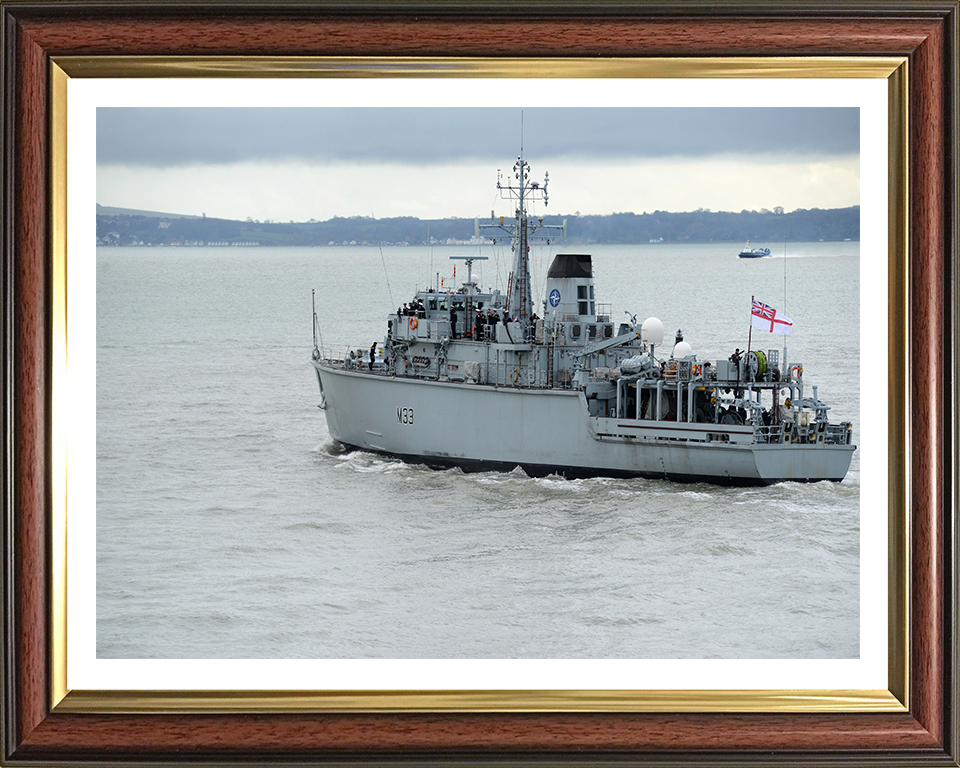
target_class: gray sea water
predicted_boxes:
[97,241,861,659]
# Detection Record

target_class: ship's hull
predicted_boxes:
[314,363,854,486]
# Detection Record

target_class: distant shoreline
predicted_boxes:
[97,205,860,248]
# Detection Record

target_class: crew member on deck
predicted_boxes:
[779,397,792,424]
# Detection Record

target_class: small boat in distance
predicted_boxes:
[739,241,771,258]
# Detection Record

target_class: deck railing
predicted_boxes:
[754,421,852,446]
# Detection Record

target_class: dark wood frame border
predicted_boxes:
[2,2,957,765]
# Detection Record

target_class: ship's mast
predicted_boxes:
[479,150,564,326]
[513,159,533,320]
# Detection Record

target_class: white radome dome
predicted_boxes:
[640,317,665,346]
[673,340,693,359]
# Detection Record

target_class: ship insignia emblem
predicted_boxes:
[548,288,561,307]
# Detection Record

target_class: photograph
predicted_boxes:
[95,105,863,661]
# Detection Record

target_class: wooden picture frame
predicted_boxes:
[2,2,957,765]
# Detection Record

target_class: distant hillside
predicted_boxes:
[96,206,860,247]
[96,203,200,220]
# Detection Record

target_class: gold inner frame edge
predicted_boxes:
[54,55,904,79]
[56,688,905,714]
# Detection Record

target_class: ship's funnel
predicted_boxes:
[545,254,595,318]
[547,253,593,279]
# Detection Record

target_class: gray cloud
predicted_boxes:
[97,107,858,168]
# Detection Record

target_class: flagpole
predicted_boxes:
[747,294,754,359]
[782,243,787,370]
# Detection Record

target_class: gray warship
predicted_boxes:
[311,152,855,485]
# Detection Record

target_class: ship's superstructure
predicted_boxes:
[311,152,855,485]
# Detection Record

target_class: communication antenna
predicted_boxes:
[428,222,433,289]
[311,289,325,359]
[372,213,395,309]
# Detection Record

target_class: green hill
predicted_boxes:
[96,206,860,247]
[96,203,200,220]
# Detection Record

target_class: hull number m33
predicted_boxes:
[397,407,414,425]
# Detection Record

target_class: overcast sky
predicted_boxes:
[96,107,859,221]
